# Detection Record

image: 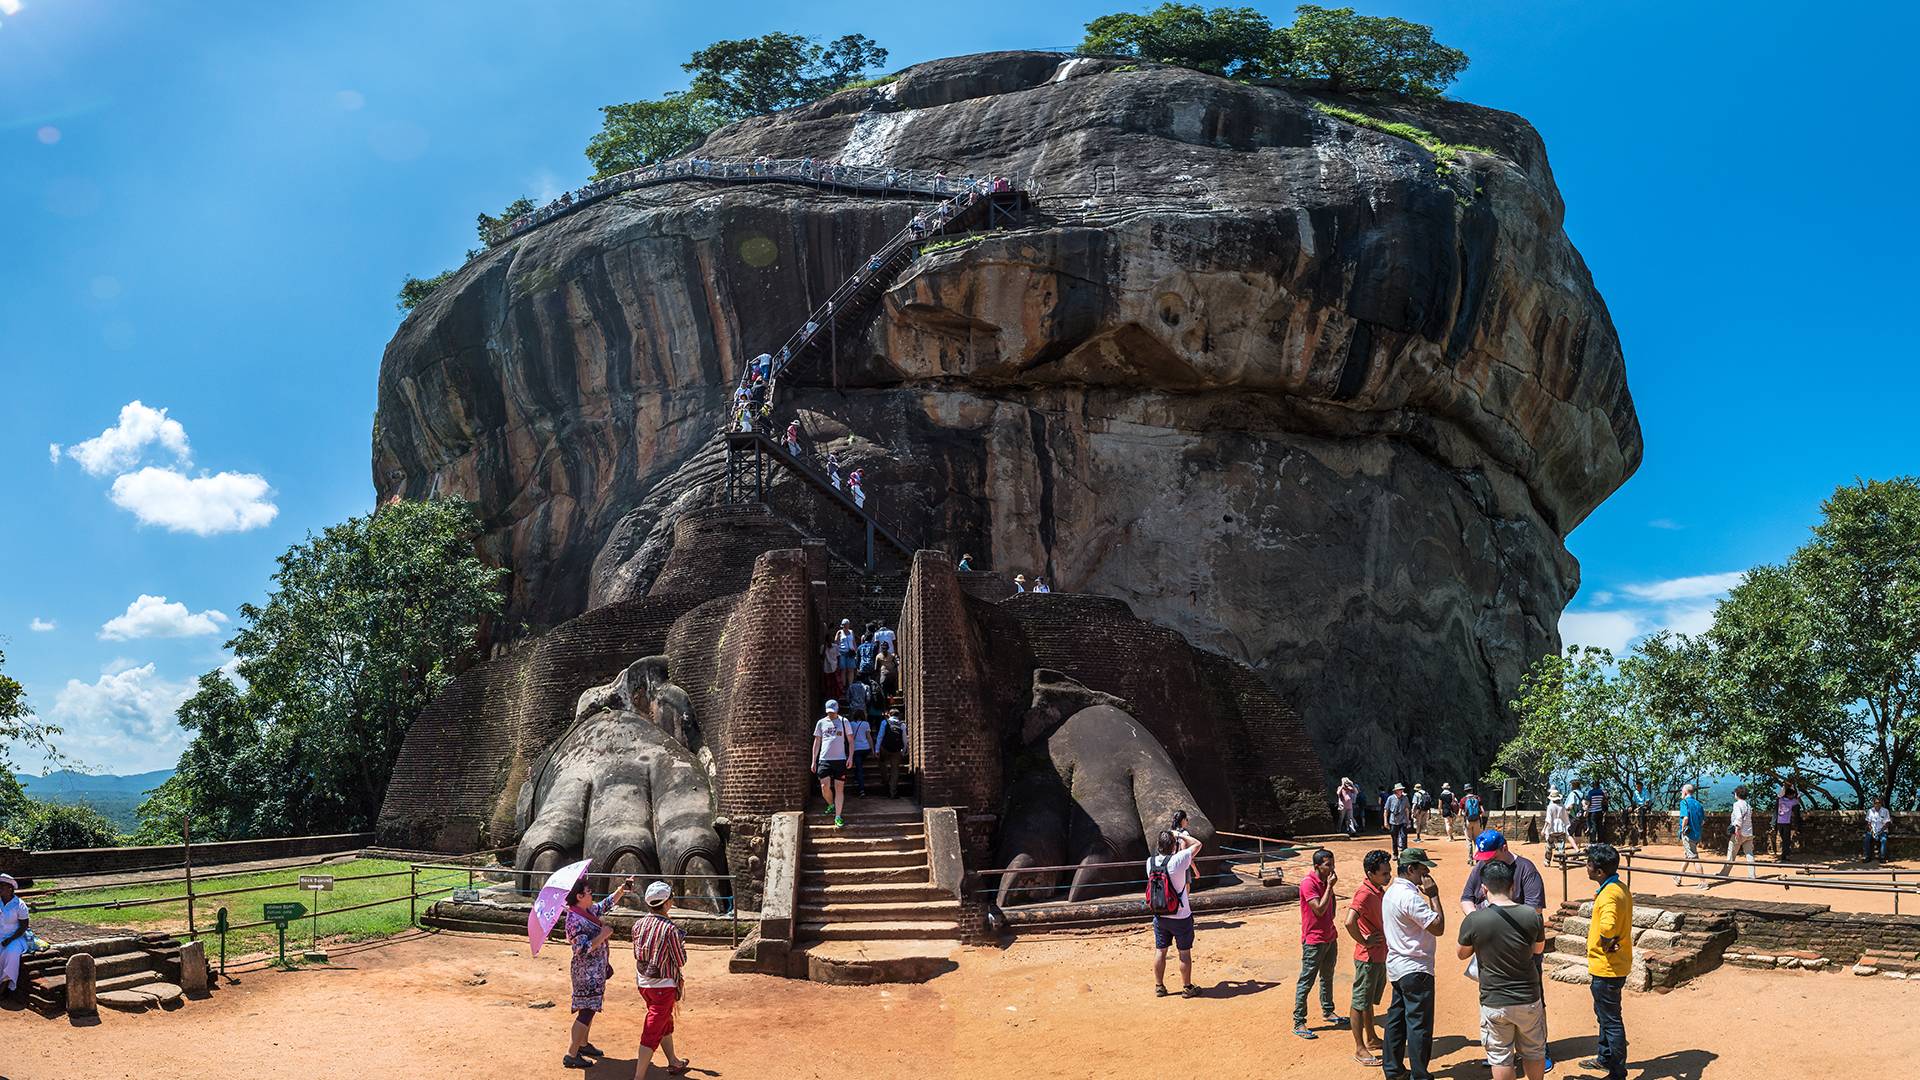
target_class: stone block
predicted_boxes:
[1854,964,1878,976]
[1634,928,1679,950]
[923,807,964,901]
[759,812,801,945]
[64,953,96,1016]
[178,940,208,995]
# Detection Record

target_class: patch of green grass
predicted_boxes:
[36,858,477,958]
[1311,102,1498,181]
[1112,63,1141,73]
[839,73,900,92]
[917,233,990,257]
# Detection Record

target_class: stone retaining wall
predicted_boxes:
[13,833,370,881]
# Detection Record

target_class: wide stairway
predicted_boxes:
[792,796,963,984]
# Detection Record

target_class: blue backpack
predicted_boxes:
[1464,794,1482,819]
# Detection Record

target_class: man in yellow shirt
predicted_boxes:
[1582,843,1631,1079]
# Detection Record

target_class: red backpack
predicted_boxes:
[1145,854,1183,915]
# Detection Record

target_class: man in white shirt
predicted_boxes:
[0,873,29,997]
[1716,785,1757,880]
[1382,848,1445,1080]
[1864,797,1893,863]
[1544,790,1572,866]
[1147,829,1203,998]
[811,701,853,828]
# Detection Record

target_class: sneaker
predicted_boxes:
[1577,1058,1604,1070]
[579,1044,604,1058]
[834,815,844,827]
[1293,1024,1316,1039]
[562,1055,596,1069]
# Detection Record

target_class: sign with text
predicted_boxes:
[263,901,306,924]
[298,875,335,892]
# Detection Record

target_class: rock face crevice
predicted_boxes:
[374,51,1639,787]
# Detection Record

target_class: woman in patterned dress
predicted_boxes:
[562,875,633,1070]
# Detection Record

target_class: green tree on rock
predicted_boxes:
[138,499,507,840]
[1281,5,1468,97]
[684,32,888,118]
[1081,3,1281,78]
[586,93,735,179]
[397,269,455,312]
[477,196,537,246]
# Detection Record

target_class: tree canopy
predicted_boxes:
[684,32,888,119]
[137,499,506,842]
[476,197,536,246]
[586,93,736,180]
[1079,3,1468,97]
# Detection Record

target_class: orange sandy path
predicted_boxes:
[5,833,1916,1080]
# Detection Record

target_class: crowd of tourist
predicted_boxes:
[814,618,907,825]
[1339,778,1492,853]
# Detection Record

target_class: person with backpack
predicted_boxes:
[1411,785,1432,843]
[1463,789,1486,835]
[811,700,853,827]
[1293,848,1350,1040]
[874,707,909,798]
[1147,828,1203,998]
[1455,859,1548,1080]
[1439,784,1459,842]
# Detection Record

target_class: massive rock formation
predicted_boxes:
[374,52,1639,788]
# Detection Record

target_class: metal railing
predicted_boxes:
[426,864,744,947]
[1554,847,1920,915]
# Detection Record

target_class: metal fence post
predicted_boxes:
[409,865,418,926]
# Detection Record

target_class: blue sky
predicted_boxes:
[2,1,1915,774]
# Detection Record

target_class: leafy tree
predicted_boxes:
[128,773,192,846]
[586,93,734,180]
[2,648,61,844]
[1280,5,1468,97]
[1081,3,1281,78]
[684,32,888,118]
[1495,644,1716,810]
[397,269,456,312]
[23,801,121,850]
[144,499,506,840]
[477,197,536,246]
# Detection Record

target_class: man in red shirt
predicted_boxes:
[1294,848,1350,1039]
[1344,849,1394,1066]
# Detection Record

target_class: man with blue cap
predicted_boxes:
[1461,830,1550,1072]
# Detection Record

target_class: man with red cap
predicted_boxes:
[1460,829,1550,1072]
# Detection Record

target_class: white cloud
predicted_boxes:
[65,400,191,476]
[99,594,229,641]
[1558,611,1643,654]
[48,442,61,464]
[1647,518,1683,531]
[30,617,56,632]
[1620,571,1746,603]
[45,662,195,774]
[109,467,278,535]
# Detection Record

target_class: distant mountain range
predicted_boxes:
[17,769,175,831]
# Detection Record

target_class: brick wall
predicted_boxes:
[1649,892,1920,967]
[901,550,1002,813]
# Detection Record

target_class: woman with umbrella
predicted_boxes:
[562,874,633,1070]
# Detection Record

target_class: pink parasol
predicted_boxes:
[527,858,593,956]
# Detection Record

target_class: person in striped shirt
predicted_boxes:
[632,880,691,1076]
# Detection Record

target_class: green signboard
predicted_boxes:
[263,901,306,923]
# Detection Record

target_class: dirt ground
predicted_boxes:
[5,833,1917,1080]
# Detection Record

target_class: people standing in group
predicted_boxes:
[812,700,853,827]
[1381,848,1444,1080]
[1675,784,1706,885]
[1582,843,1632,1080]
[1584,779,1608,845]
[1411,784,1432,843]
[1386,784,1413,855]
[1544,790,1571,866]
[1864,796,1893,862]
[1293,848,1350,1040]
[1775,782,1802,857]
[1439,784,1459,842]
[1461,830,1551,1074]
[1456,859,1548,1080]
[1717,785,1757,880]
[873,707,908,798]
[561,874,634,1070]
[1344,849,1393,1068]
[1338,778,1361,836]
[1147,828,1204,998]
[0,874,29,999]
[632,880,692,1078]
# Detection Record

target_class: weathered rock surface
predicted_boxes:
[374,51,1639,786]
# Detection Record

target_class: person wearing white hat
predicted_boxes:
[632,880,690,1076]
[1386,784,1412,856]
[1013,574,1028,593]
[812,700,853,827]
[0,873,27,997]
[1544,790,1572,866]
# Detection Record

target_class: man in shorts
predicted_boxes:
[1148,828,1203,998]
[811,700,852,827]
[1343,849,1393,1066]
[1675,784,1706,884]
[1439,784,1459,841]
[1455,859,1547,1080]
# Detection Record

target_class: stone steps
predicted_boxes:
[99,981,185,1012]
[795,939,961,985]
[801,881,944,904]
[805,820,924,839]
[797,919,963,941]
[802,865,931,886]
[806,833,924,853]
[803,847,929,870]
[797,898,963,923]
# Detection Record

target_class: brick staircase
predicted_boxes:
[21,931,212,1014]
[790,798,964,983]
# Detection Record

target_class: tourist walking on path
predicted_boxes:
[632,880,692,1077]
[1386,784,1412,855]
[1293,848,1349,1039]
[561,874,634,1070]
[1439,784,1459,841]
[847,696,873,798]
[1717,785,1757,880]
[1381,848,1445,1080]
[1865,796,1893,862]
[1775,782,1802,857]
[822,637,843,699]
[1675,784,1707,884]
[1344,849,1393,1067]
[1584,780,1608,845]
[875,707,908,798]
[834,619,857,684]
[1411,785,1432,843]
[1544,790,1571,866]
[1456,859,1548,1080]
[1581,843,1632,1080]
[1462,787,1486,837]
[1461,830,1551,1073]
[1338,778,1360,836]
[1147,828,1203,998]
[0,874,28,998]
[812,701,853,827]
